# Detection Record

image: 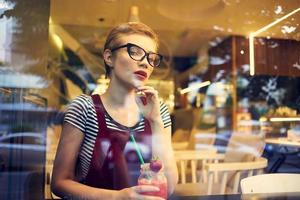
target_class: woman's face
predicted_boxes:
[109,34,157,89]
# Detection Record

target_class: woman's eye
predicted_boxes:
[148,54,158,62]
[148,57,155,63]
[130,47,143,55]
[130,50,139,55]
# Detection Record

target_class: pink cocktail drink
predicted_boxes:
[138,175,167,199]
[138,159,167,199]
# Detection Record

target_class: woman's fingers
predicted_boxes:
[133,185,165,200]
[135,86,161,120]
[136,88,159,100]
[120,186,160,200]
[134,185,160,193]
[136,86,157,95]
[136,86,159,105]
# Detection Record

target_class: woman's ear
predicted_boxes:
[103,49,113,67]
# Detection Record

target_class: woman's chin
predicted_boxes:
[132,82,146,89]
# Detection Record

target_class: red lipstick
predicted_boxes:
[134,70,147,80]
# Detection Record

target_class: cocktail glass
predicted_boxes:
[137,164,167,199]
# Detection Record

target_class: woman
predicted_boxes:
[51,22,178,199]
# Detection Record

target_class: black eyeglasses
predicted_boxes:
[111,43,163,68]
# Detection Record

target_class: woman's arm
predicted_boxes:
[135,86,179,195]
[51,122,116,199]
[51,122,163,200]
[150,120,179,195]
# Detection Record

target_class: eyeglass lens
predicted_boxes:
[127,44,161,67]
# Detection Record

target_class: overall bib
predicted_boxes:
[84,94,152,190]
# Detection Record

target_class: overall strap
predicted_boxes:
[91,94,109,134]
[85,94,130,189]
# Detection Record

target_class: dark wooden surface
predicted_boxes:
[169,192,300,200]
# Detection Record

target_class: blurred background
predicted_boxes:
[0,0,300,199]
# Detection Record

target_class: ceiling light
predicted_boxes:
[180,81,211,94]
[128,6,140,22]
[270,117,300,122]
[249,7,300,76]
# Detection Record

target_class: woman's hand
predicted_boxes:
[135,86,161,122]
[115,185,165,200]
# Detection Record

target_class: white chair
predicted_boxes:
[241,173,300,194]
[174,150,267,196]
[174,133,268,196]
[172,141,189,150]
[174,149,218,184]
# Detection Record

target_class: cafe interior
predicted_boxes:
[1,0,300,199]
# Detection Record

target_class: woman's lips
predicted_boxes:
[134,71,147,80]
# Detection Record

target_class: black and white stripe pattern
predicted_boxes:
[64,94,171,180]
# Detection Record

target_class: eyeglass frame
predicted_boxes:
[110,43,163,67]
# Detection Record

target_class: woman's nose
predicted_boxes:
[138,56,150,68]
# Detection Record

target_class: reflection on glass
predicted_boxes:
[0,0,299,198]
[172,1,300,196]
[249,7,300,75]
[0,1,50,199]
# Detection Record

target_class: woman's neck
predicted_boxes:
[102,80,136,108]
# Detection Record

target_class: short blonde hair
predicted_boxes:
[103,22,159,77]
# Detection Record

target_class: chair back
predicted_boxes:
[174,150,267,196]
[187,109,216,150]
[224,132,265,163]
[172,129,190,150]
[241,173,300,194]
[174,150,217,184]
[223,132,265,191]
[187,127,216,150]
[174,150,221,196]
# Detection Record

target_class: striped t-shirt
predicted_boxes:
[64,94,172,180]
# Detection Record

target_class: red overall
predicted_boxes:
[84,94,152,190]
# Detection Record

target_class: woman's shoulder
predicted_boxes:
[74,94,92,101]
[71,94,93,104]
[64,94,95,133]
[67,94,94,110]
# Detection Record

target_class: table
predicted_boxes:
[266,138,300,147]
[1,190,300,200]
[265,137,300,173]
[169,192,300,200]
